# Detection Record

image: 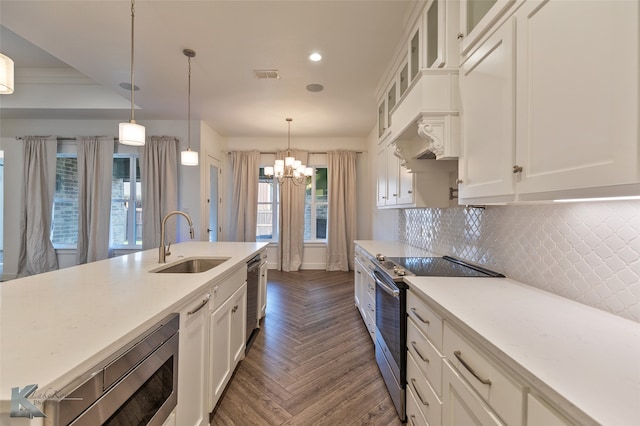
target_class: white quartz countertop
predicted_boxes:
[354,241,640,425]
[407,276,640,425]
[0,242,267,412]
[354,240,439,259]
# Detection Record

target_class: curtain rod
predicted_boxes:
[227,151,364,155]
[15,137,118,141]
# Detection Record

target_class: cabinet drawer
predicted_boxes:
[406,382,429,426]
[527,394,572,426]
[442,362,503,426]
[365,274,376,299]
[407,351,442,426]
[443,323,523,426]
[210,266,247,311]
[407,317,443,397]
[407,290,443,352]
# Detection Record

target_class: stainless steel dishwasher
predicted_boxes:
[245,254,261,352]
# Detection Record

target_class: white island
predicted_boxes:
[0,241,267,426]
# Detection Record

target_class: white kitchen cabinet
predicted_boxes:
[459,0,640,204]
[442,362,504,426]
[527,393,572,426]
[443,322,523,425]
[459,0,516,57]
[258,255,268,320]
[354,246,376,343]
[458,17,516,202]
[176,292,211,426]
[513,0,639,200]
[208,279,247,412]
[377,140,454,209]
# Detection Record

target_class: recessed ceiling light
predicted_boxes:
[306,83,324,92]
[119,82,140,91]
[309,52,322,62]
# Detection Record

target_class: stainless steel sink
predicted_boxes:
[152,257,230,273]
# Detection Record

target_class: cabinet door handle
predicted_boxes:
[457,32,464,40]
[187,294,210,315]
[410,307,430,325]
[454,350,492,385]
[410,341,429,363]
[407,190,412,194]
[513,165,523,173]
[409,415,417,426]
[232,305,239,314]
[410,379,429,406]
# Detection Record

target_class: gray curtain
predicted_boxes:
[17,136,59,277]
[230,151,260,241]
[76,136,114,264]
[141,136,179,250]
[278,149,308,271]
[326,151,357,271]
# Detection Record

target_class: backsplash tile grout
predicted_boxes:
[399,202,640,323]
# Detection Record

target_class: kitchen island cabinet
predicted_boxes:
[176,291,211,426]
[0,241,267,426]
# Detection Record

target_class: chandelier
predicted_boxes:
[265,118,313,185]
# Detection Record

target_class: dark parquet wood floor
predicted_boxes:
[211,270,403,426]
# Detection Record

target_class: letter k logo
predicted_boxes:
[10,384,46,418]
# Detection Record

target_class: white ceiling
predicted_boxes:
[0,0,417,138]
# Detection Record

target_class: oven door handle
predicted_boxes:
[373,271,400,298]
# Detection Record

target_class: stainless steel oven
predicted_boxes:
[373,268,407,422]
[44,313,179,426]
[372,253,504,422]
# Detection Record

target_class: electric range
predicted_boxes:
[371,254,504,422]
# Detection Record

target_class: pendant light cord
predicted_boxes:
[130,0,136,122]
[188,54,191,149]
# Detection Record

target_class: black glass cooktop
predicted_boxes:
[386,255,504,278]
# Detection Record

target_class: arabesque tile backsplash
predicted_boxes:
[399,201,640,323]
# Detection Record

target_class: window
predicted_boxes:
[51,153,142,249]
[255,165,328,243]
[304,167,328,241]
[111,155,142,248]
[256,167,278,242]
[51,155,79,246]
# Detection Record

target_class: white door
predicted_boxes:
[207,156,220,242]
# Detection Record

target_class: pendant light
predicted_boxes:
[119,0,145,146]
[0,53,14,94]
[264,118,313,185]
[180,49,199,166]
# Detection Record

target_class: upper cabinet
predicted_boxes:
[458,0,640,204]
[458,0,517,57]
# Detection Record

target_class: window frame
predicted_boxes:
[304,166,328,243]
[256,167,279,243]
[51,152,142,251]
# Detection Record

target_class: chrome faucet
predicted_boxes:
[159,210,195,263]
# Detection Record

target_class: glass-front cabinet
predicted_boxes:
[378,98,386,138]
[459,0,515,56]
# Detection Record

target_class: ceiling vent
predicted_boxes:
[253,70,280,79]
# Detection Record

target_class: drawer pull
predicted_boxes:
[411,379,429,407]
[410,308,430,325]
[187,294,210,315]
[409,415,417,426]
[410,341,429,363]
[368,303,374,312]
[454,350,492,386]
